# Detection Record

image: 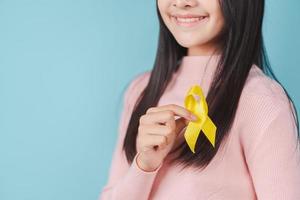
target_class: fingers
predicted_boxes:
[140,110,176,126]
[175,117,189,134]
[139,123,174,144]
[137,134,168,151]
[139,124,174,136]
[137,104,198,154]
[146,104,197,121]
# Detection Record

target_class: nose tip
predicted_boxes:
[173,0,198,8]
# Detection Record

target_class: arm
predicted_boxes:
[246,101,300,200]
[99,72,162,200]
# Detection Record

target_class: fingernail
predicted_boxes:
[190,114,198,121]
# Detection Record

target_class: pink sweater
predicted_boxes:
[99,54,300,200]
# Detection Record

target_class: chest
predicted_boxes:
[148,133,257,200]
[152,83,257,199]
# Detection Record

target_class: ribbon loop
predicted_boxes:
[183,85,217,153]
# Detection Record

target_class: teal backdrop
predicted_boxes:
[0,0,299,200]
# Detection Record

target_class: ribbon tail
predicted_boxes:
[202,117,217,147]
[184,122,201,153]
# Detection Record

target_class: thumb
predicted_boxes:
[175,117,189,135]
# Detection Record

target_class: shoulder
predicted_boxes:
[242,64,289,103]
[236,65,298,165]
[239,64,292,117]
[237,64,296,139]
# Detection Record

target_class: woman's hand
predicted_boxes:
[136,104,198,172]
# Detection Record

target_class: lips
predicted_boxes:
[170,14,208,27]
[172,14,208,19]
[175,16,206,23]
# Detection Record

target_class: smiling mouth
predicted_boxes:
[171,15,209,28]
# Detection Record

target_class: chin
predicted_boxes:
[174,36,210,49]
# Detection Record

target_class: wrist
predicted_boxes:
[136,152,162,172]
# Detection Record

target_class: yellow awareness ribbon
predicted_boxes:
[183,85,217,153]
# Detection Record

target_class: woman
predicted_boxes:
[99,0,300,199]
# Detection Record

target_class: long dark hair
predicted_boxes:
[123,0,299,169]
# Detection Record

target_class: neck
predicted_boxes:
[187,43,222,56]
[173,54,221,96]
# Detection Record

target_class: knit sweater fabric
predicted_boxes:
[99,54,300,200]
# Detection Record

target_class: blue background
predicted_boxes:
[0,0,299,200]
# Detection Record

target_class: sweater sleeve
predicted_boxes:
[246,100,300,200]
[98,72,162,200]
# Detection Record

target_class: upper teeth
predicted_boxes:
[175,16,205,23]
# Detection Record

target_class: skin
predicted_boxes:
[158,0,224,56]
[136,105,197,171]
[136,0,225,171]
